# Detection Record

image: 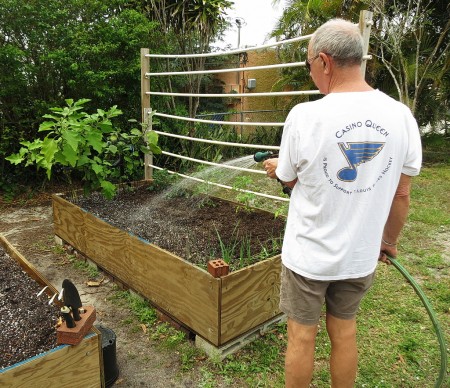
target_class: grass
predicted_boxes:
[110,164,449,387]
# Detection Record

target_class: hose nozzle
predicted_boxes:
[253,151,275,162]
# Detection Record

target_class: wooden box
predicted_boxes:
[0,236,104,388]
[52,188,283,347]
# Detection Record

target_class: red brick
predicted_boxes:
[207,259,230,278]
[57,305,96,346]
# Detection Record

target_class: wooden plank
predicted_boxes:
[59,200,221,344]
[0,234,59,298]
[220,255,282,344]
[53,194,87,253]
[84,212,132,280]
[0,333,102,388]
[141,48,153,180]
[127,235,221,344]
[359,10,374,77]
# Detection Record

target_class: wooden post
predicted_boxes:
[141,48,153,181]
[143,108,153,181]
[359,10,373,78]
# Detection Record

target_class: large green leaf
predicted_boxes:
[149,143,162,154]
[62,142,78,167]
[100,180,117,200]
[62,129,81,152]
[91,162,103,175]
[5,153,24,165]
[39,121,57,132]
[77,154,90,166]
[86,131,104,153]
[146,130,159,145]
[42,137,59,163]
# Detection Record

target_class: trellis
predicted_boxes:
[140,10,374,203]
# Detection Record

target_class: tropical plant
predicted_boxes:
[6,99,161,199]
[271,0,449,129]
[138,0,234,125]
[270,0,370,111]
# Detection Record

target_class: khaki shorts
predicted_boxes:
[279,265,375,325]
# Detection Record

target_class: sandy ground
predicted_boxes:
[0,201,205,387]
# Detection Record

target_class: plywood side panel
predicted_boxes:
[220,255,282,344]
[0,333,102,388]
[53,195,87,253]
[128,236,221,344]
[84,212,133,283]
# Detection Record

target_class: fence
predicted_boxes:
[140,10,373,203]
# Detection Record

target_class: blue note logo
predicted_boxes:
[337,142,385,182]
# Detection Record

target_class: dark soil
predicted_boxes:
[0,246,60,369]
[70,185,286,271]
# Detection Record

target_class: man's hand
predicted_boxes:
[379,242,398,265]
[263,158,278,179]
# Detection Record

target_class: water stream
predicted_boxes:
[163,154,261,198]
[129,154,265,223]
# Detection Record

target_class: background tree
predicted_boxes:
[270,0,368,109]
[140,0,233,125]
[271,0,449,131]
[371,0,449,128]
[0,0,159,184]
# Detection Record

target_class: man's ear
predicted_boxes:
[320,53,332,75]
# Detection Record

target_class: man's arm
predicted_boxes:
[380,173,412,261]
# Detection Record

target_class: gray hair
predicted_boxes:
[310,19,364,67]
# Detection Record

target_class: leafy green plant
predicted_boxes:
[147,169,179,193]
[6,99,161,199]
[232,176,256,212]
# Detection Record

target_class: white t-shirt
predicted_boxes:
[276,90,422,280]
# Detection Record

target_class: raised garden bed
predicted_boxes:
[0,235,103,387]
[52,181,286,348]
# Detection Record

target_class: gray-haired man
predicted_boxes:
[264,19,422,387]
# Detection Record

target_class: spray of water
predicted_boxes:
[165,155,259,197]
[130,154,263,222]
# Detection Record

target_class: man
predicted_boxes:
[263,19,422,387]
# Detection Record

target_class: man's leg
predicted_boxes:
[285,317,318,388]
[326,313,358,388]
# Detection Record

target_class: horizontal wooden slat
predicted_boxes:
[127,235,220,344]
[84,212,131,279]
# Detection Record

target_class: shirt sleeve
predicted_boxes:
[402,109,422,176]
[275,110,299,183]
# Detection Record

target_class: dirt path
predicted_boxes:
[0,200,205,387]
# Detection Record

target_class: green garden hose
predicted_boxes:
[388,256,448,387]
